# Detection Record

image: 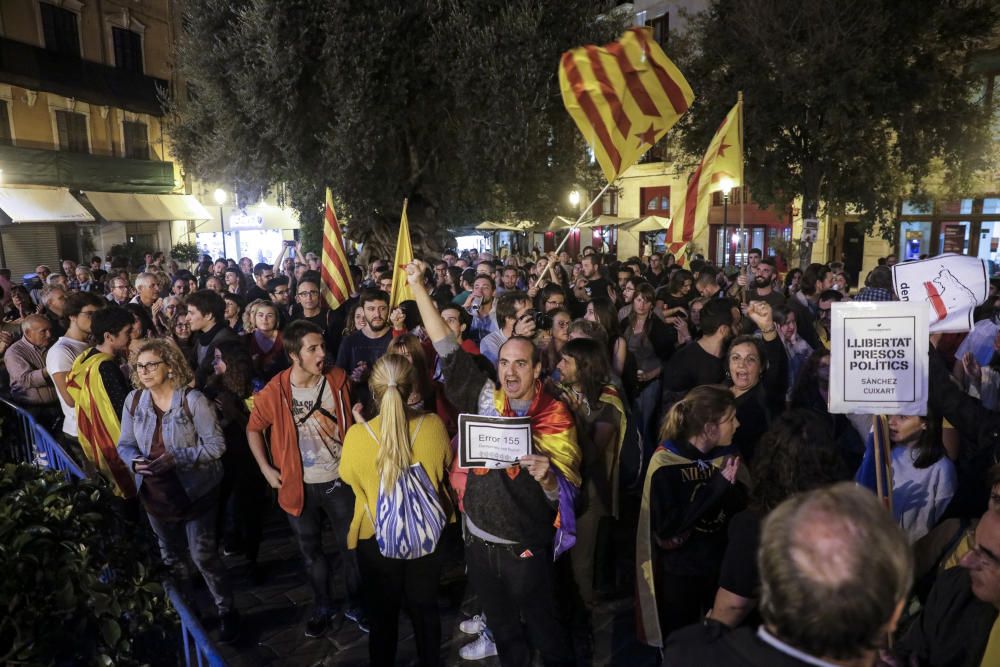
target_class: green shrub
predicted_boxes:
[0,464,177,666]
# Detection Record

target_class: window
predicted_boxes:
[640,186,670,215]
[40,3,80,57]
[712,186,748,206]
[647,13,669,49]
[123,120,149,160]
[590,188,619,216]
[112,27,144,74]
[55,110,89,153]
[0,101,11,146]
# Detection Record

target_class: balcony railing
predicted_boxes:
[0,143,175,193]
[0,37,169,116]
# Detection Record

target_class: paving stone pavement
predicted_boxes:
[192,504,660,666]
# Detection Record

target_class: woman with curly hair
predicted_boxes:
[116,338,238,642]
[709,409,850,628]
[205,340,267,577]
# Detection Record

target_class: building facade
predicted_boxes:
[0,0,300,279]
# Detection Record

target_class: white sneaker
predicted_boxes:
[460,633,498,661]
[459,614,487,635]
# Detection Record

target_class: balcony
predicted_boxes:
[0,144,175,193]
[0,37,169,116]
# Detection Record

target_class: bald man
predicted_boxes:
[4,314,58,409]
[664,483,912,665]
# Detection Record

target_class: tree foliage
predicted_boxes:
[0,464,175,665]
[168,0,626,259]
[671,0,998,257]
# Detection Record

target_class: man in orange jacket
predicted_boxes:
[247,320,365,637]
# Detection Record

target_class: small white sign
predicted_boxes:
[892,253,988,333]
[458,414,532,469]
[829,302,928,415]
[802,218,819,243]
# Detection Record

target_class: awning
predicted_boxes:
[84,191,211,222]
[0,186,94,222]
[579,215,638,228]
[476,220,535,231]
[624,215,672,232]
[531,215,591,232]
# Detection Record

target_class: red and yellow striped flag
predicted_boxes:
[321,188,354,310]
[559,27,694,182]
[666,99,743,265]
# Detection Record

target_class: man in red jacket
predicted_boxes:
[247,320,365,637]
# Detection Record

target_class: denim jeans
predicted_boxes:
[147,505,234,614]
[285,479,362,614]
[632,378,663,455]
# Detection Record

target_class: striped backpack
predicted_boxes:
[362,415,446,560]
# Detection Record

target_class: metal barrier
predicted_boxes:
[0,396,229,667]
[0,396,86,480]
[165,582,229,667]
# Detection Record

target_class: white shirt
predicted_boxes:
[46,336,89,436]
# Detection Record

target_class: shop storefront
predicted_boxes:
[181,203,300,263]
[897,198,1000,272]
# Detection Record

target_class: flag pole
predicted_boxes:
[533,179,615,289]
[737,92,749,303]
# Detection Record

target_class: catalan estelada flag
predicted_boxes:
[666,99,743,264]
[559,27,694,182]
[389,199,414,309]
[321,188,354,310]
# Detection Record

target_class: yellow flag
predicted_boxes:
[665,99,743,264]
[389,199,413,309]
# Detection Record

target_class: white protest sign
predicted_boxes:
[829,302,928,415]
[892,253,988,333]
[457,414,533,469]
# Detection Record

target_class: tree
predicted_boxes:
[167,0,626,259]
[671,0,998,266]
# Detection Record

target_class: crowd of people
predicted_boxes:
[5,241,1000,666]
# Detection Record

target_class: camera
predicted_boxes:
[528,310,552,331]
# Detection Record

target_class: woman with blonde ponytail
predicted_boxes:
[635,385,749,648]
[340,353,452,667]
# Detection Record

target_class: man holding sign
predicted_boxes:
[405,259,581,667]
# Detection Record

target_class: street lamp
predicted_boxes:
[213,188,227,259]
[569,190,580,208]
[719,177,734,267]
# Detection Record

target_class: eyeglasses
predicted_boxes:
[273,289,289,296]
[297,290,319,297]
[112,284,128,290]
[135,361,165,373]
[966,533,1000,570]
[545,299,564,306]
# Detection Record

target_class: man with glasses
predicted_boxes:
[48,292,106,462]
[248,263,274,302]
[898,479,1000,665]
[107,277,130,306]
[266,275,292,328]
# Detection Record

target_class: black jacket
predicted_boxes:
[664,621,820,666]
[897,567,997,667]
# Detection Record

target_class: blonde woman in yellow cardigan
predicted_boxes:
[340,353,452,667]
